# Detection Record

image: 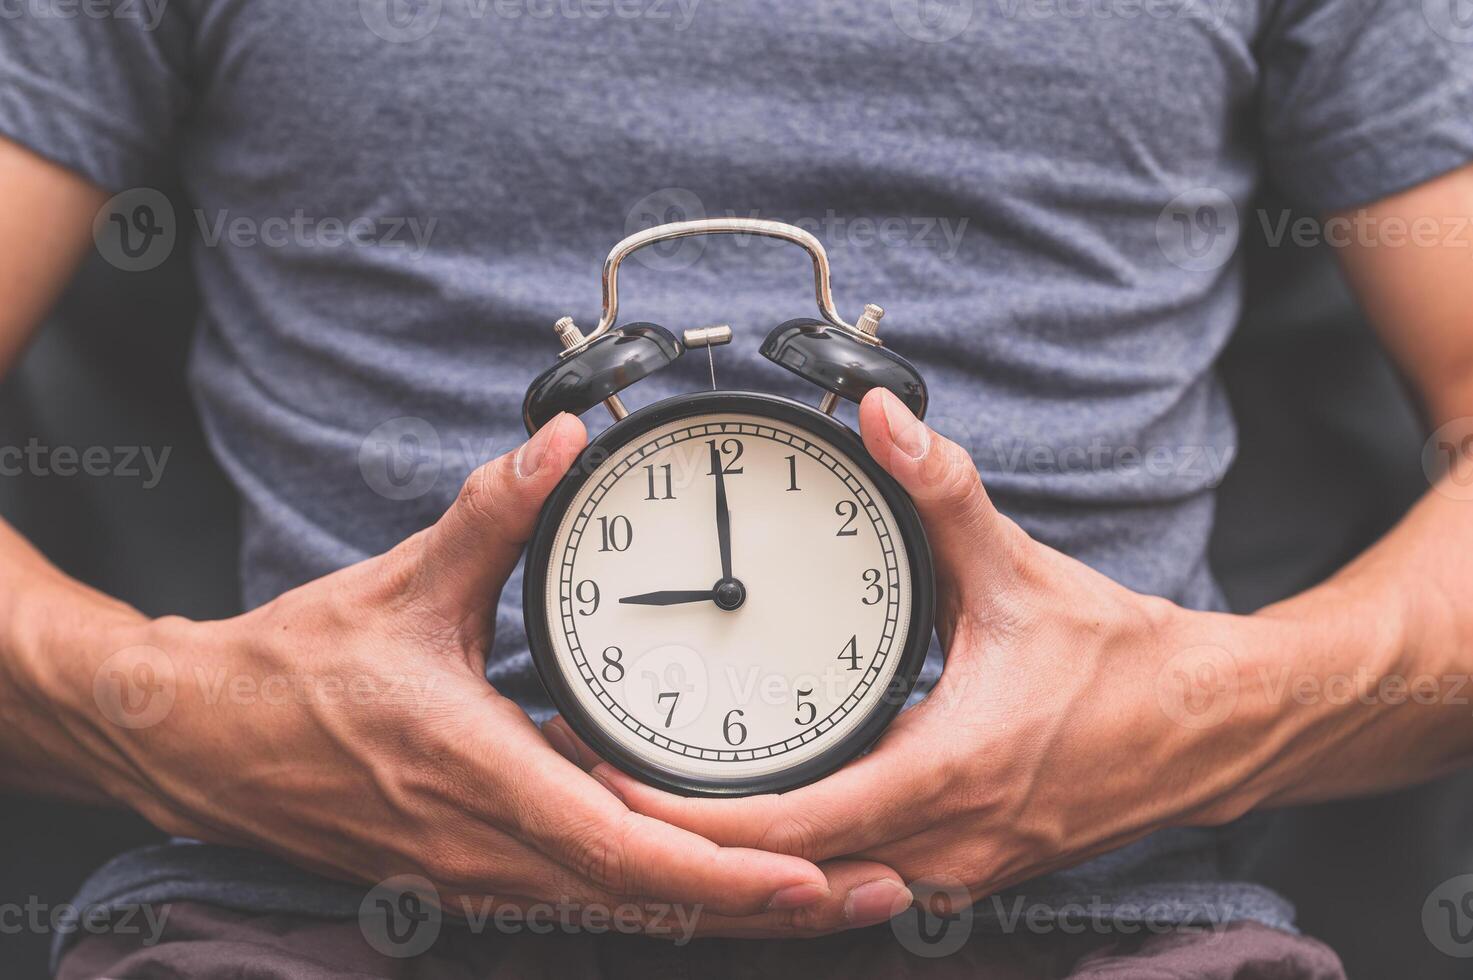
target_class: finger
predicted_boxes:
[420,829,633,915]
[676,859,913,939]
[478,711,831,916]
[592,703,946,862]
[412,412,587,623]
[858,388,1022,591]
[525,791,833,916]
[541,715,604,770]
[422,856,911,941]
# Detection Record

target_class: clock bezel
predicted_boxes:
[522,390,935,798]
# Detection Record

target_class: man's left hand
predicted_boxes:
[549,388,1281,934]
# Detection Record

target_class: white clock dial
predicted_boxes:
[541,411,912,783]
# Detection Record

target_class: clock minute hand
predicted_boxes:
[711,441,733,581]
[618,590,717,606]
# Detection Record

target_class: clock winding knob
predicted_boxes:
[550,317,630,422]
[553,316,584,350]
[855,303,885,339]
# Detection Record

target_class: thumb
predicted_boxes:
[412,412,587,624]
[859,388,1020,590]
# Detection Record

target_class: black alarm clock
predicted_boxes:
[521,218,935,797]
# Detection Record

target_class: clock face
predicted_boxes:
[525,393,933,796]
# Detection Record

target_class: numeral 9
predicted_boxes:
[576,579,600,615]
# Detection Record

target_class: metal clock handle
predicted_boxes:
[554,218,883,358]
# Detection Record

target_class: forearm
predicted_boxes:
[1162,165,1473,816]
[0,139,142,801]
[0,516,150,805]
[1196,471,1473,814]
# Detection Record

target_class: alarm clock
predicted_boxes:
[521,218,935,797]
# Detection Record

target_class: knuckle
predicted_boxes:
[455,459,512,526]
[755,813,826,860]
[566,817,632,895]
[914,438,987,508]
[775,900,844,937]
[939,451,985,507]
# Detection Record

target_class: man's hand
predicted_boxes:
[571,389,1290,922]
[583,169,1473,930]
[8,413,874,932]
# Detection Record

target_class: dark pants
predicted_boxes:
[58,901,1346,979]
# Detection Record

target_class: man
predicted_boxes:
[1,1,1470,975]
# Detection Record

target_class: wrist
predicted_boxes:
[1182,574,1414,817]
[1242,574,1427,807]
[2,578,155,805]
[1149,601,1303,826]
[9,580,147,715]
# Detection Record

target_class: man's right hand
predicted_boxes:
[9,413,845,928]
[0,138,909,934]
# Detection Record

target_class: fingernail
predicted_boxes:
[516,414,566,479]
[590,766,626,804]
[844,879,912,927]
[881,391,929,461]
[766,882,829,912]
[542,721,578,764]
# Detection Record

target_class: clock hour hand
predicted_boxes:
[618,589,717,606]
[711,441,733,581]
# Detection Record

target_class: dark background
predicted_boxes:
[2,193,1471,977]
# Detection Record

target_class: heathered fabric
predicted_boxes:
[1,0,1471,971]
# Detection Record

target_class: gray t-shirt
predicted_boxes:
[4,0,1472,960]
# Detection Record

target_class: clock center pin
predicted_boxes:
[713,578,747,611]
